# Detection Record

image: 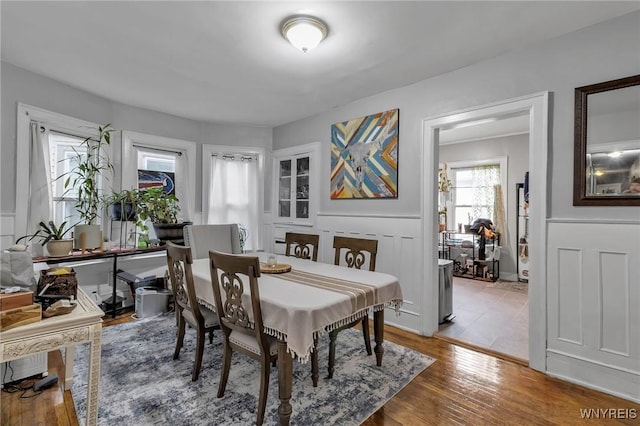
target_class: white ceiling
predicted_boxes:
[2,1,639,128]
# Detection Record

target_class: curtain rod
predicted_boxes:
[47,127,99,143]
[211,153,257,161]
[133,144,183,156]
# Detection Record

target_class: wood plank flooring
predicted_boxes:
[2,313,638,425]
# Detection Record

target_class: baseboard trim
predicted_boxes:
[547,350,640,403]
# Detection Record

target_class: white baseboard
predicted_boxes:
[547,350,640,403]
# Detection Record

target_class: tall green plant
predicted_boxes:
[63,124,114,225]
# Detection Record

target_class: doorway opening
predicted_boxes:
[421,93,548,372]
[436,121,529,362]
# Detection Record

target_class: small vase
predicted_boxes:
[74,224,102,250]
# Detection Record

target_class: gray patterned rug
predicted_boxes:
[71,313,435,425]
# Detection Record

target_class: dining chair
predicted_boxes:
[327,235,378,378]
[183,224,243,259]
[208,250,278,426]
[284,232,319,261]
[166,242,220,382]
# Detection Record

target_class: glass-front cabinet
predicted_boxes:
[273,143,319,225]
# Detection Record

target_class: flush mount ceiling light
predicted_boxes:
[281,15,328,53]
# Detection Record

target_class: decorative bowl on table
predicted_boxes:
[259,263,292,274]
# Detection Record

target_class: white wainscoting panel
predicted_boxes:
[317,214,423,334]
[556,248,583,345]
[547,220,640,403]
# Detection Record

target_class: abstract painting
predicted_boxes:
[138,170,175,195]
[330,108,399,198]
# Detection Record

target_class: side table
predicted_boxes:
[0,288,104,426]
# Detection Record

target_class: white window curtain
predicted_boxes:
[174,150,192,222]
[206,154,260,251]
[471,165,500,220]
[27,122,53,255]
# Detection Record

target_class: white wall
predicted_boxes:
[0,62,273,302]
[0,62,273,215]
[273,11,640,222]
[440,134,529,278]
[272,12,640,402]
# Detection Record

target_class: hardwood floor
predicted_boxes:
[2,313,638,425]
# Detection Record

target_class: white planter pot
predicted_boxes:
[74,224,102,250]
[46,239,74,257]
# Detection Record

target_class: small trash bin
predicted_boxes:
[135,287,171,318]
[438,259,454,323]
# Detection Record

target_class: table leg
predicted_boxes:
[311,334,318,387]
[86,324,102,426]
[277,339,292,425]
[111,255,118,318]
[64,346,76,390]
[373,309,384,366]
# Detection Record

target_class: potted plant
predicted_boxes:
[16,220,76,257]
[63,124,114,250]
[103,189,138,222]
[136,186,191,243]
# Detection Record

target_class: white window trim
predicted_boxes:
[202,144,265,245]
[15,103,110,237]
[121,131,197,221]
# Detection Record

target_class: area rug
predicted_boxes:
[71,313,435,425]
[486,279,528,293]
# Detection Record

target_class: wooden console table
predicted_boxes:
[0,289,104,426]
[33,246,166,318]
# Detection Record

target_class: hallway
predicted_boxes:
[437,277,529,361]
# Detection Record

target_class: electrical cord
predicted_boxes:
[2,377,43,399]
[2,360,14,383]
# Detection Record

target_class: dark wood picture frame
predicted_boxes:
[573,74,640,206]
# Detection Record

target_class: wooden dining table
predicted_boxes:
[186,252,404,425]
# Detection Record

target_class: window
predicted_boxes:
[121,131,196,223]
[139,151,175,172]
[49,132,88,226]
[443,157,507,232]
[451,165,501,228]
[202,145,265,251]
[15,104,107,243]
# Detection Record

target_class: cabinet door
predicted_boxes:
[295,156,310,220]
[272,142,319,226]
[278,159,292,219]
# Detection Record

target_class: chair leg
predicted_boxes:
[192,327,205,382]
[362,315,372,355]
[173,314,186,360]
[328,330,338,379]
[256,357,271,426]
[208,329,214,344]
[311,335,319,387]
[217,342,232,398]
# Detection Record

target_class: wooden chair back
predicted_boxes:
[208,251,269,350]
[166,242,204,324]
[333,236,378,272]
[285,232,319,261]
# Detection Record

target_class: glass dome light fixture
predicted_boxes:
[281,15,328,53]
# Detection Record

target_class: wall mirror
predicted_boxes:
[573,74,640,206]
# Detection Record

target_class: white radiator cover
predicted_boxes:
[1,353,48,385]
